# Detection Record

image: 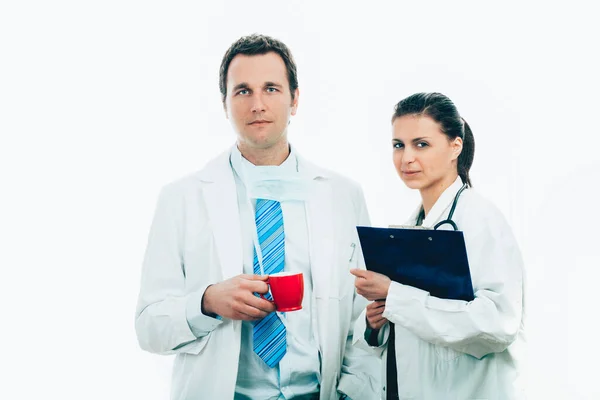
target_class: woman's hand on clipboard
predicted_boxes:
[350,268,392,301]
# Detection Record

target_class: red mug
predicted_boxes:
[261,272,304,312]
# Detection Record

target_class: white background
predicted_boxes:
[1,1,599,399]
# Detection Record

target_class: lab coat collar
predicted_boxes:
[295,151,330,180]
[407,176,465,227]
[194,149,233,183]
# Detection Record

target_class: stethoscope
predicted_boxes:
[432,183,469,231]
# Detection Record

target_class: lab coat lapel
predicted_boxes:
[423,177,464,228]
[305,176,335,360]
[197,150,243,280]
[296,153,334,300]
[305,178,335,299]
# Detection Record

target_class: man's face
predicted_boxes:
[224,52,299,150]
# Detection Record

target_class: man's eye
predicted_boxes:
[266,87,278,93]
[237,89,249,95]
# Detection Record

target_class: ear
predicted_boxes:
[290,88,300,116]
[451,137,463,160]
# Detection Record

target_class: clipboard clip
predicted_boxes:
[433,183,468,231]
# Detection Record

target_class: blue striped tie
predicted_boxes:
[252,198,287,368]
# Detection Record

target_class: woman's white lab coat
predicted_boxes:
[354,177,526,399]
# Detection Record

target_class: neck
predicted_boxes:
[420,172,459,217]
[237,138,290,166]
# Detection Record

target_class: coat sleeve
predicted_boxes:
[135,184,222,355]
[338,186,383,400]
[382,204,524,359]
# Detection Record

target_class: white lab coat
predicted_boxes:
[354,177,526,399]
[135,148,381,400]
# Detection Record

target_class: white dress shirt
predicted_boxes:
[232,146,320,399]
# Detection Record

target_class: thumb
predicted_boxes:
[350,268,367,278]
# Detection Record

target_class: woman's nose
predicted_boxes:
[402,148,415,164]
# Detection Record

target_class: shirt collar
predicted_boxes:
[230,144,298,178]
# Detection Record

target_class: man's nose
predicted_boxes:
[250,93,266,113]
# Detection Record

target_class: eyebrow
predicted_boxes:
[232,83,250,92]
[264,81,283,88]
[392,137,430,143]
[232,82,283,92]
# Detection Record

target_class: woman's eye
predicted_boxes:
[416,142,428,148]
[393,143,403,149]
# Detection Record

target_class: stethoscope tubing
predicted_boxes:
[433,183,468,231]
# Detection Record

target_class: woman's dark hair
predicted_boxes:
[392,92,475,186]
[219,34,298,105]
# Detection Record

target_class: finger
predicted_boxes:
[368,313,388,323]
[367,303,386,314]
[366,309,385,319]
[235,301,275,320]
[247,274,269,281]
[357,290,379,302]
[366,302,384,313]
[367,300,386,309]
[367,317,386,329]
[350,268,368,278]
[372,320,388,330]
[368,314,386,324]
[366,309,385,320]
[244,293,277,313]
[244,280,270,293]
[236,307,270,321]
[358,291,378,302]
[355,280,375,292]
[354,279,366,290]
[356,279,378,291]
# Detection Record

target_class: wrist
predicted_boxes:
[201,285,217,317]
[385,280,392,297]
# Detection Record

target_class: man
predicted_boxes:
[135,34,380,400]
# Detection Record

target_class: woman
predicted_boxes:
[351,92,525,399]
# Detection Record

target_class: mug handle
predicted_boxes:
[258,277,272,301]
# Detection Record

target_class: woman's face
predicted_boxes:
[392,115,463,192]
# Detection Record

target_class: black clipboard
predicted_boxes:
[356,226,475,301]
